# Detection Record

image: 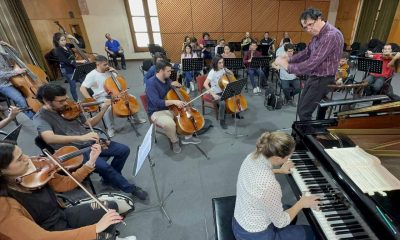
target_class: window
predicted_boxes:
[126,0,162,52]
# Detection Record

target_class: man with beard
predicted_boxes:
[33,84,148,201]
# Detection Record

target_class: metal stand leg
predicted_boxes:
[135,156,173,224]
[225,96,247,139]
[194,144,210,160]
[127,116,141,136]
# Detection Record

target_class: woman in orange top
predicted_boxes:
[0,142,134,240]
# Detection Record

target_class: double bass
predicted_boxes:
[1,43,48,112]
[54,21,96,62]
[165,86,204,135]
[218,71,248,113]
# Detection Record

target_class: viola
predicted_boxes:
[165,86,205,135]
[103,71,140,117]
[17,145,92,190]
[336,63,349,81]
[61,98,106,120]
[218,72,248,113]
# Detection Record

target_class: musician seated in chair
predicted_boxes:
[203,55,242,130]
[33,84,148,201]
[243,42,266,94]
[335,52,350,85]
[145,60,201,154]
[0,142,137,240]
[80,55,146,137]
[233,131,319,240]
[0,106,20,129]
[0,41,35,119]
[276,44,301,107]
[364,44,395,95]
[105,33,126,70]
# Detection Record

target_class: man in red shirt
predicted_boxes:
[365,44,395,95]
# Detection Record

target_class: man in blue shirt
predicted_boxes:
[145,60,201,153]
[105,33,126,70]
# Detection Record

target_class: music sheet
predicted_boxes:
[325,147,400,195]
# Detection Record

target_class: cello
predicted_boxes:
[1,43,48,112]
[165,86,205,135]
[103,71,140,117]
[54,21,96,62]
[218,71,248,114]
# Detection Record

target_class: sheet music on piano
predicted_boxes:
[325,147,400,196]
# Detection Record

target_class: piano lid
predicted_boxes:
[337,101,400,117]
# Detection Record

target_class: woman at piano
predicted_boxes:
[233,131,319,240]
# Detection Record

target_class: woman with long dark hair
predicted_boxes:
[53,32,86,101]
[0,142,136,240]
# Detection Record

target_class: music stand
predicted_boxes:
[133,124,173,224]
[228,42,241,52]
[205,40,217,48]
[72,62,96,81]
[357,57,383,80]
[1,124,22,144]
[216,46,224,55]
[220,78,248,138]
[249,56,270,90]
[182,58,204,86]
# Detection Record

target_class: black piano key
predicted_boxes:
[335,228,365,235]
[331,221,359,227]
[321,207,348,212]
[325,212,353,218]
[305,181,329,185]
[333,224,363,231]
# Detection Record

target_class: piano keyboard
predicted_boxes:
[290,151,378,240]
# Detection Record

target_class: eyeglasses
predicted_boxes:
[302,20,316,30]
[53,97,68,103]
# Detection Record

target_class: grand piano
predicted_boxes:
[289,101,400,240]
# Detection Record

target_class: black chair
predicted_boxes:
[296,42,307,52]
[212,195,236,240]
[106,51,121,68]
[140,59,153,77]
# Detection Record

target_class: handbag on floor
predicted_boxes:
[264,86,283,110]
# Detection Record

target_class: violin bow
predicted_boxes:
[184,88,213,106]
[43,149,127,225]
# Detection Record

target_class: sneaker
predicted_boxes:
[257,87,262,93]
[116,66,121,70]
[220,120,228,129]
[134,118,147,124]
[122,66,127,70]
[116,235,137,240]
[253,88,258,94]
[186,87,191,93]
[181,136,201,145]
[231,113,244,119]
[107,128,115,138]
[172,141,181,153]
[131,186,148,201]
[190,81,195,91]
[288,100,297,107]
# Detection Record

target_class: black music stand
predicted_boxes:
[1,124,22,144]
[182,58,203,87]
[220,78,247,138]
[228,42,241,52]
[224,58,246,89]
[357,57,383,80]
[72,62,96,81]
[249,56,270,90]
[216,46,224,55]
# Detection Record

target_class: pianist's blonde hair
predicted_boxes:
[253,131,295,159]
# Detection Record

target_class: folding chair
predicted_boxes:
[196,75,219,120]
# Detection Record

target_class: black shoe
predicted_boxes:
[122,66,126,70]
[220,120,228,129]
[132,187,148,201]
[116,66,121,70]
[231,113,244,119]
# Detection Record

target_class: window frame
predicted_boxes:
[124,0,161,52]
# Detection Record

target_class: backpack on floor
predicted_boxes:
[195,118,213,135]
[264,87,283,110]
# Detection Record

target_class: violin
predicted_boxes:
[165,86,205,135]
[16,145,94,190]
[54,21,96,62]
[61,98,106,120]
[1,43,48,112]
[218,71,248,113]
[336,63,349,81]
[103,70,140,117]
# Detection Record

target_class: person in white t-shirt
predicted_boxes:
[80,55,146,137]
[203,55,240,129]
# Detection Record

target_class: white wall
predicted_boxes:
[81,0,151,59]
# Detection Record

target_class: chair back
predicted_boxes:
[139,93,149,115]
[212,196,236,240]
[34,135,55,154]
[196,75,208,93]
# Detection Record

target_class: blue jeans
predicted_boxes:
[281,79,301,101]
[61,68,78,101]
[247,68,266,88]
[83,141,136,193]
[0,85,34,119]
[183,71,194,88]
[232,217,315,240]
[365,75,386,95]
